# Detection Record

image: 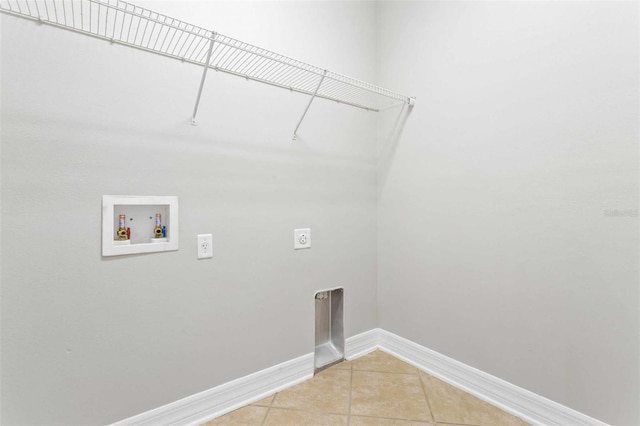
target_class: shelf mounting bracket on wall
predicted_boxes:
[191,35,217,126]
[292,69,327,141]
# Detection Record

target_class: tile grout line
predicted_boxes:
[212,351,519,425]
[258,394,275,426]
[347,363,353,426]
[418,371,437,425]
[348,412,446,423]
[436,422,484,426]
[257,404,349,417]
[354,368,418,375]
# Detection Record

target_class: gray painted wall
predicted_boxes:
[1,2,378,424]
[376,2,639,425]
[2,1,638,425]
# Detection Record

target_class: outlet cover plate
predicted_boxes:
[294,228,311,250]
[197,234,213,259]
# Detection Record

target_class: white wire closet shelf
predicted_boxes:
[1,0,415,134]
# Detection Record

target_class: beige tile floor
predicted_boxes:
[204,350,530,426]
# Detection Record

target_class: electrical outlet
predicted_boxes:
[294,228,311,250]
[197,234,212,259]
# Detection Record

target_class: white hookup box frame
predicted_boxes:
[102,195,179,256]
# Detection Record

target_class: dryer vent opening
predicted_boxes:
[314,288,344,373]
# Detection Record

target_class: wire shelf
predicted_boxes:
[1,0,414,116]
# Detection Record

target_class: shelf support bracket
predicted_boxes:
[191,34,217,126]
[292,70,327,140]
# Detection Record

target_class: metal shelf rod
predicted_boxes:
[192,36,216,125]
[293,70,327,140]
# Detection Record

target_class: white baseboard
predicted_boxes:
[111,328,607,426]
[110,353,314,426]
[345,328,379,360]
[110,331,378,426]
[376,329,608,426]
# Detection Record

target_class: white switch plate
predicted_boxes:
[197,234,213,259]
[294,228,311,250]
